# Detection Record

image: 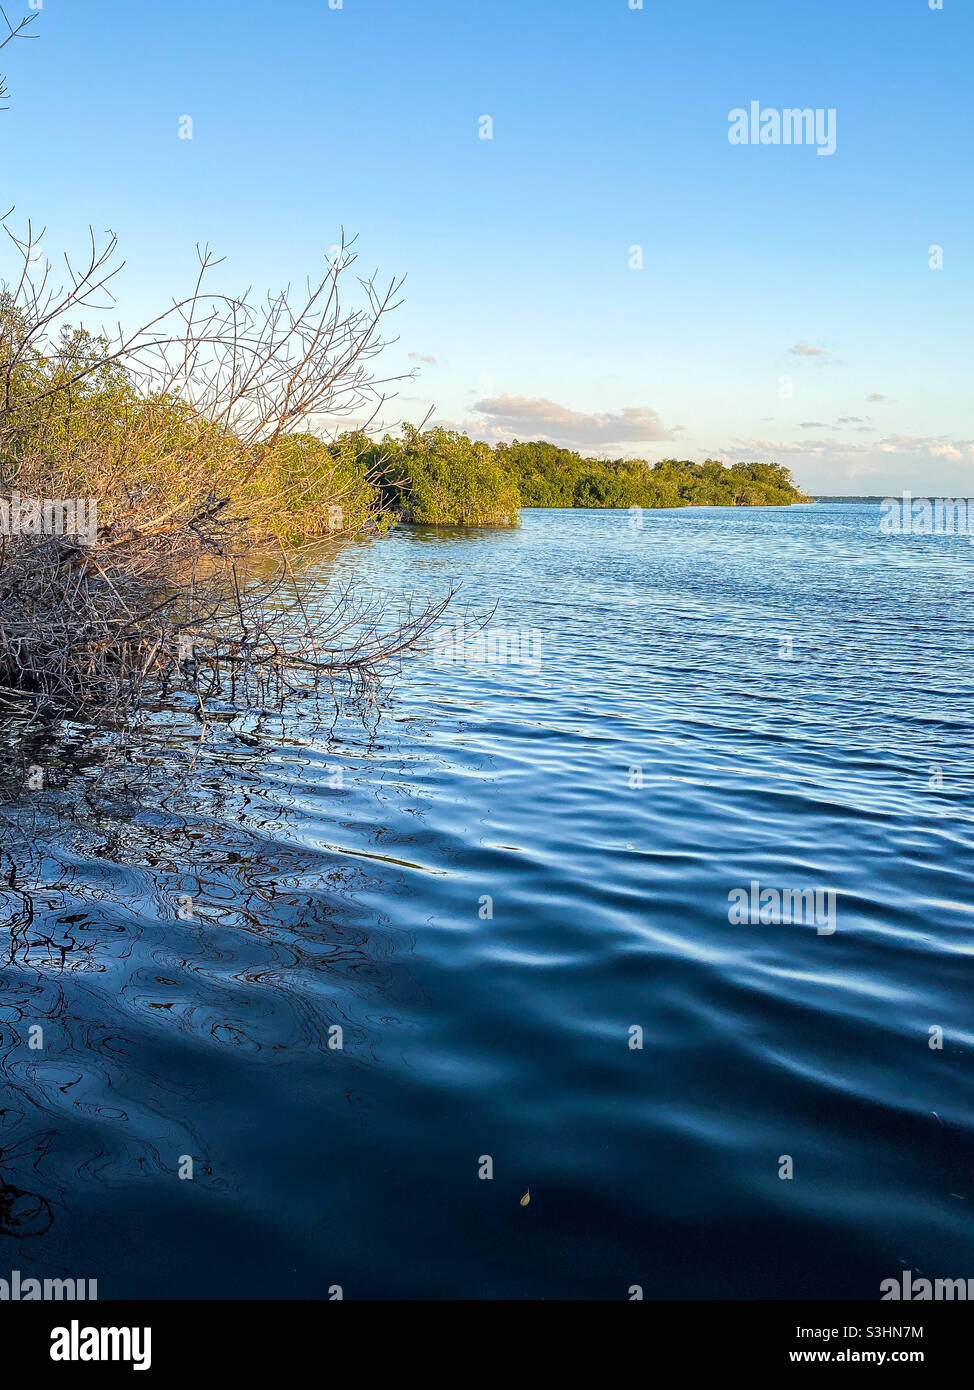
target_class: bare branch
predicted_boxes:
[0,9,37,111]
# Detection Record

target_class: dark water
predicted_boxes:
[2,502,974,1299]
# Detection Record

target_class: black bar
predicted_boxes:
[2,1299,969,1376]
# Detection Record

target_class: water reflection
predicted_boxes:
[0,690,421,1280]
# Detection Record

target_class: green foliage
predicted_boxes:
[347,425,521,527]
[0,296,383,542]
[318,428,809,529]
[245,432,380,542]
[496,439,809,510]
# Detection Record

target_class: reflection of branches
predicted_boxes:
[0,8,36,111]
[0,701,406,1237]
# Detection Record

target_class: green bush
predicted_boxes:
[351,425,521,527]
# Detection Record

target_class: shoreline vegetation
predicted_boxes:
[0,218,456,733]
[358,427,811,525]
[0,217,809,731]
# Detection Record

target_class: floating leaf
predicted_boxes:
[520,1190,530,1207]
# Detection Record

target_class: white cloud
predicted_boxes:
[470,394,674,449]
[875,434,974,459]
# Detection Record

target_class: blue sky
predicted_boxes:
[1,0,970,493]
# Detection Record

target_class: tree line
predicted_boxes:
[334,427,810,527]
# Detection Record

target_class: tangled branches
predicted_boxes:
[0,213,447,734]
[0,516,453,730]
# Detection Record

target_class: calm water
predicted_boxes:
[2,502,974,1299]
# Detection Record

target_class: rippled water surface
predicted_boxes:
[3,502,974,1298]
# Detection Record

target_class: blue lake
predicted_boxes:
[2,502,973,1298]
